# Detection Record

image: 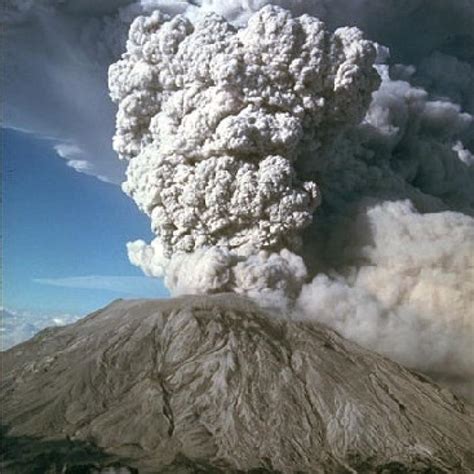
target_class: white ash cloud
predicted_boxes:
[109,6,380,298]
[109,5,474,397]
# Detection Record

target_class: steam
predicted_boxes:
[109,5,474,397]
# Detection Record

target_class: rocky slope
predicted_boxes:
[1,295,473,473]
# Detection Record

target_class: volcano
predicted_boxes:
[1,295,473,473]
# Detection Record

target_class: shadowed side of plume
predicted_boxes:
[1,296,473,473]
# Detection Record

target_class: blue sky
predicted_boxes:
[2,128,169,316]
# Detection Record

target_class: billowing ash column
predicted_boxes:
[108,5,379,298]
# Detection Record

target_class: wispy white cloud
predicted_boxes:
[2,274,167,349]
[1,307,81,350]
[34,275,166,297]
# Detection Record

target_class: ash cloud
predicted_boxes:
[109,6,379,298]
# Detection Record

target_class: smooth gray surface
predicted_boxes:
[2,295,473,473]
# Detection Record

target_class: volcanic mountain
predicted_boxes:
[1,295,473,473]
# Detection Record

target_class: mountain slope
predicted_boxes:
[2,295,473,473]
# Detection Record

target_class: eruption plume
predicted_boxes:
[109,5,474,398]
[109,5,380,298]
